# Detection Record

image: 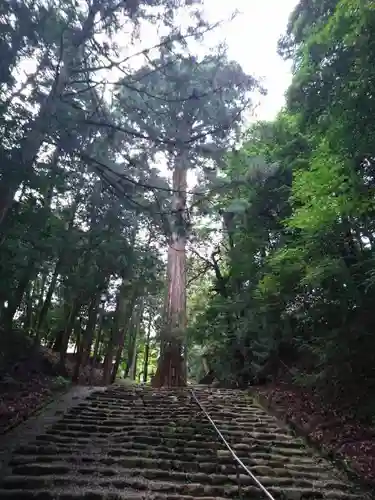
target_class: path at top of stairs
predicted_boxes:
[0,385,370,500]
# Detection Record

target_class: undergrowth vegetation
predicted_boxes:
[187,0,375,422]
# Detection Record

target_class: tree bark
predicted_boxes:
[102,346,113,386]
[36,199,78,335]
[2,264,36,328]
[153,164,187,387]
[36,261,60,335]
[23,281,34,333]
[128,299,144,381]
[102,284,126,385]
[110,290,140,383]
[110,329,126,384]
[143,315,152,383]
[58,298,81,368]
[89,309,105,385]
[73,293,101,382]
[130,350,138,381]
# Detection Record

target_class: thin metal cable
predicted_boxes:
[190,388,276,500]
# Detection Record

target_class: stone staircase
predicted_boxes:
[0,385,369,499]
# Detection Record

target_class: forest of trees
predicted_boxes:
[0,0,260,385]
[1,0,374,412]
[187,0,375,419]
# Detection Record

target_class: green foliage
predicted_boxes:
[187,0,375,418]
[0,0,216,382]
[50,376,71,390]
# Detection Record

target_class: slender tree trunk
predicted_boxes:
[93,309,105,360]
[110,329,126,383]
[130,350,138,381]
[36,270,47,312]
[59,298,81,367]
[89,320,104,385]
[36,198,79,335]
[23,281,34,333]
[103,291,123,385]
[73,293,101,382]
[2,264,36,328]
[124,299,143,379]
[102,339,114,386]
[37,264,64,335]
[110,289,139,383]
[202,355,210,374]
[74,317,82,354]
[81,296,100,366]
[143,315,152,383]
[153,165,187,387]
[33,270,49,344]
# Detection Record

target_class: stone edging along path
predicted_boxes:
[0,384,71,436]
[0,386,106,479]
[251,387,375,498]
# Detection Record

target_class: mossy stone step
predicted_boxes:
[0,386,367,500]
[8,455,336,480]
[9,462,353,492]
[0,475,363,499]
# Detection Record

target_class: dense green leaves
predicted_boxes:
[187,0,375,419]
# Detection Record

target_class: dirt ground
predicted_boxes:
[254,381,375,488]
[0,347,104,434]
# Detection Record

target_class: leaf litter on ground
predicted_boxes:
[256,381,375,485]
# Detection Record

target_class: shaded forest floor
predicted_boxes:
[254,381,375,488]
[0,371,67,434]
[0,341,104,435]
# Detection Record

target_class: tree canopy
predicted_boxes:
[2,0,375,412]
[187,0,375,420]
[0,0,259,385]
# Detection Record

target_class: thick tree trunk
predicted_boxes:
[153,166,187,388]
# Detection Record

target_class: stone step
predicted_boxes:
[69,407,276,421]
[50,421,291,440]
[58,414,283,430]
[7,461,352,490]
[44,426,302,448]
[8,454,334,478]
[0,474,362,498]
[0,386,367,500]
[0,476,363,500]
[12,444,325,467]
[31,432,307,455]
[0,491,233,500]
